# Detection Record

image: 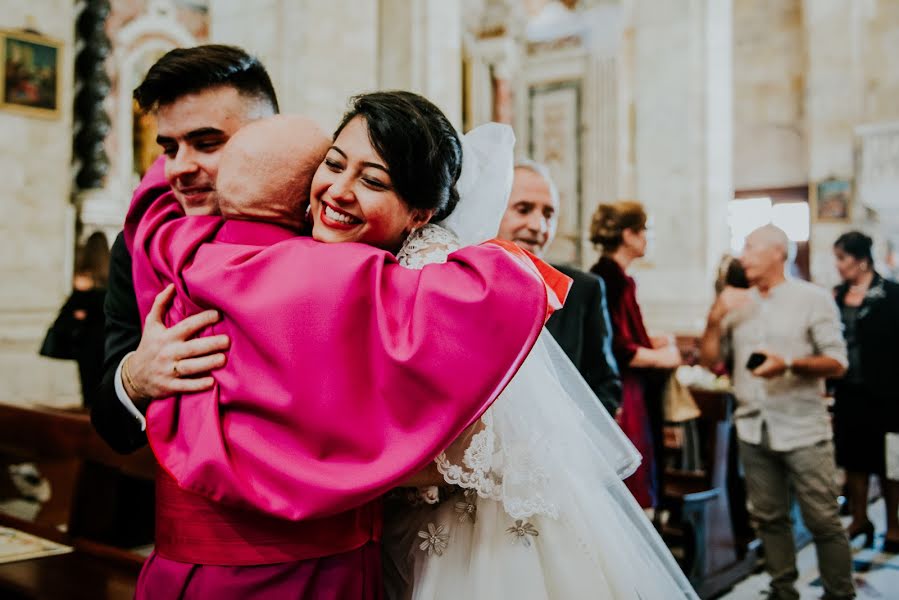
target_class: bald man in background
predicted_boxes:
[700,225,854,600]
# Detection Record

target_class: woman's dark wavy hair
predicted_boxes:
[834,230,874,266]
[334,91,462,221]
[133,44,279,113]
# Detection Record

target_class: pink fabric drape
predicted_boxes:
[125,158,566,524]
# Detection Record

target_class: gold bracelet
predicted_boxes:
[121,352,142,398]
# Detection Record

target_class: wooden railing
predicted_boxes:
[0,402,156,599]
[661,389,760,599]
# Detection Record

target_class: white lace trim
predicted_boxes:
[399,225,507,502]
[434,411,504,502]
[397,223,559,521]
[396,224,460,269]
[433,400,558,519]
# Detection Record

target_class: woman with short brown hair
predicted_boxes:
[590,201,681,511]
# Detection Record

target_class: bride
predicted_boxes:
[308,91,698,599]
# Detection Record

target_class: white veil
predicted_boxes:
[416,123,697,599]
[437,123,515,247]
[438,122,642,482]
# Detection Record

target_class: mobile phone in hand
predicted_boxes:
[746,352,767,370]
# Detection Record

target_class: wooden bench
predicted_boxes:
[661,389,760,599]
[0,402,156,599]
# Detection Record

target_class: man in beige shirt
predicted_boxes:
[700,225,854,600]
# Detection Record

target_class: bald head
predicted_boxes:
[746,224,789,259]
[741,224,790,287]
[217,114,330,230]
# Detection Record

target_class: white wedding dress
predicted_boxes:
[381,125,698,599]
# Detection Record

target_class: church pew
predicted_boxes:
[0,403,155,478]
[661,389,760,599]
[0,402,155,599]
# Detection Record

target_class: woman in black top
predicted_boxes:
[41,232,109,408]
[832,231,899,552]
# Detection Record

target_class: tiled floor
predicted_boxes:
[722,499,899,599]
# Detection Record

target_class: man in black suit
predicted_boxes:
[496,160,621,414]
[91,45,279,453]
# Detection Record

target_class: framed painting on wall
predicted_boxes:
[528,80,582,264]
[1,29,62,119]
[810,178,852,222]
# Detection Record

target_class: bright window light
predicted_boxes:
[728,197,809,253]
[772,202,810,242]
[729,197,772,253]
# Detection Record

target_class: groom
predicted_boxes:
[92,45,276,453]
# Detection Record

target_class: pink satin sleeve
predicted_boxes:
[125,159,558,521]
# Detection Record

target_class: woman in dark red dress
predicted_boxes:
[590,201,681,511]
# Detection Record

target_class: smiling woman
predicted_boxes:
[309,91,463,253]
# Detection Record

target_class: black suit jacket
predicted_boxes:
[545,264,622,414]
[90,232,148,453]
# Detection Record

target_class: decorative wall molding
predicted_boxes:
[855,120,899,278]
[514,37,621,268]
[73,0,112,190]
[856,120,899,221]
[78,3,196,240]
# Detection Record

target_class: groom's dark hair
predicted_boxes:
[134,45,279,113]
[334,91,462,222]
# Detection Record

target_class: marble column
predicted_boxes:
[732,0,806,191]
[629,0,732,333]
[211,0,462,135]
[462,34,519,131]
[802,0,866,285]
[210,0,379,129]
[379,0,463,128]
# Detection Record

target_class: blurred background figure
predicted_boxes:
[700,224,853,600]
[716,254,750,296]
[832,231,899,552]
[710,255,751,374]
[39,232,110,408]
[589,200,681,513]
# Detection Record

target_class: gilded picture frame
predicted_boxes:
[810,178,853,223]
[1,29,63,119]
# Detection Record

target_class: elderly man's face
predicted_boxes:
[497,167,559,257]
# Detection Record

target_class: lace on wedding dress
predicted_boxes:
[398,224,502,501]
[434,411,502,502]
[397,224,558,521]
[396,224,461,270]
